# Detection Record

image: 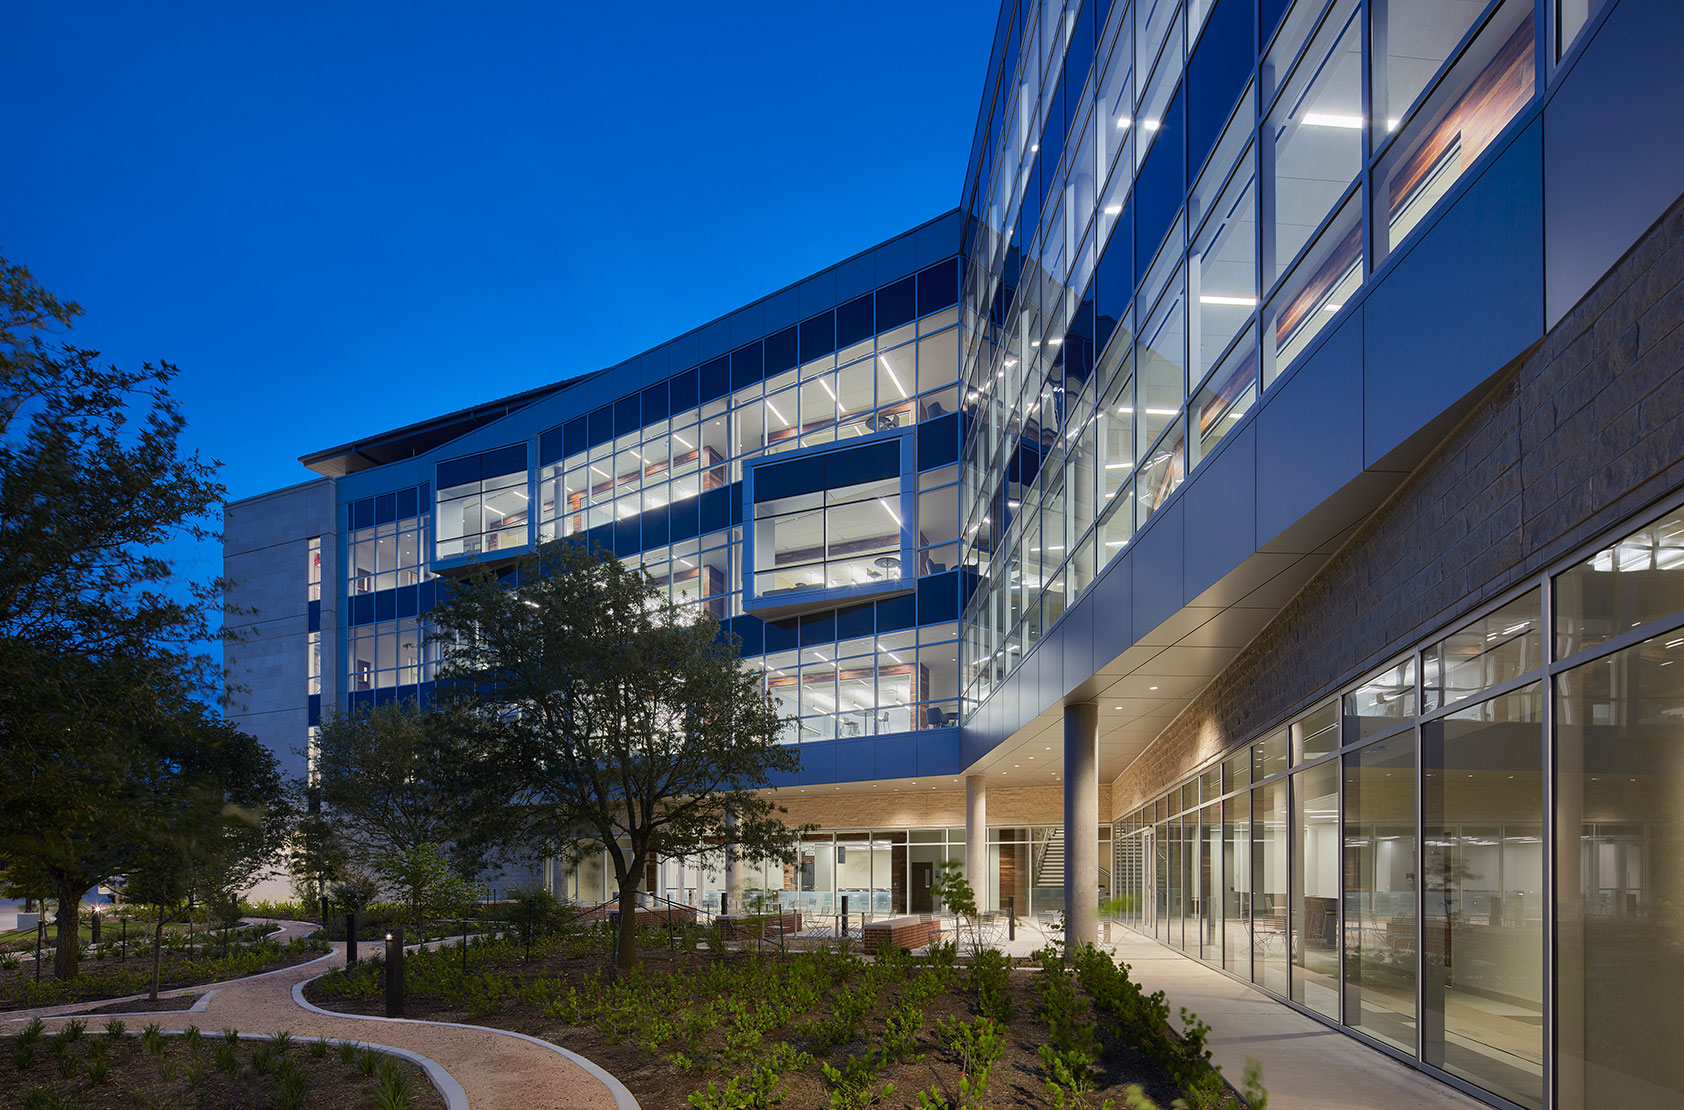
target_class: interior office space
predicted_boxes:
[225,2,1684,1106]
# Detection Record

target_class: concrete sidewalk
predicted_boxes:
[1,920,637,1110]
[1106,926,1484,1109]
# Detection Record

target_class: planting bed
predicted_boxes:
[305,926,1266,1109]
[0,1019,444,1110]
[0,935,331,1011]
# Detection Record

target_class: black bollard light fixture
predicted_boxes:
[841,895,849,937]
[383,928,405,1018]
[1007,895,1016,942]
[345,912,358,966]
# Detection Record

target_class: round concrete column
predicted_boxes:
[965,774,988,910]
[1064,702,1100,948]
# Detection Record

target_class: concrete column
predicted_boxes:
[723,810,741,906]
[965,774,988,910]
[1064,702,1100,948]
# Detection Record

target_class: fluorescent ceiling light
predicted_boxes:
[1103,204,1123,215]
[1144,407,1180,416]
[1199,294,1256,307]
[817,378,842,411]
[1323,302,1344,313]
[1104,462,1133,470]
[879,356,909,398]
[590,465,610,479]
[673,433,694,450]
[1304,112,1364,129]
[878,498,903,526]
[1116,115,1132,129]
[766,399,788,426]
[1141,119,1160,132]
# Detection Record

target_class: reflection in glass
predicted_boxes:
[1344,654,1418,742]
[1198,803,1221,964]
[1557,628,1684,1107]
[1266,0,1362,284]
[1423,588,1541,710]
[1422,685,1544,1109]
[1344,731,1418,1052]
[1292,760,1340,1017]
[1265,192,1362,385]
[1376,0,1534,262]
[1223,786,1251,979]
[1190,149,1258,381]
[1555,507,1684,659]
[1253,778,1289,994]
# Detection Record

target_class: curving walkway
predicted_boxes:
[1,920,637,1110]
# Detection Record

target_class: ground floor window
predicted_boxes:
[1110,498,1684,1110]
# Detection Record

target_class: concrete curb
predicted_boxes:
[0,946,339,1024]
[229,1031,468,1110]
[292,974,641,1110]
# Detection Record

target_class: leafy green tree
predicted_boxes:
[0,251,229,979]
[430,541,803,971]
[287,809,350,910]
[379,841,478,938]
[119,710,291,997]
[315,699,475,863]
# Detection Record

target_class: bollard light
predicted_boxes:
[383,928,405,1018]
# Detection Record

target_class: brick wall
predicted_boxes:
[1112,191,1684,815]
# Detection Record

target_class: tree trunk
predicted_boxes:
[614,875,640,973]
[150,915,165,1001]
[52,875,82,981]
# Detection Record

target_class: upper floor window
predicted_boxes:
[435,444,529,560]
[745,435,912,614]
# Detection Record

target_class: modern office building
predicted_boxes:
[224,1,1683,1106]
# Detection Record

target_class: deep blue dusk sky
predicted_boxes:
[6,2,992,588]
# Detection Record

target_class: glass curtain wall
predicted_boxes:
[1106,502,1684,1108]
[958,0,1543,719]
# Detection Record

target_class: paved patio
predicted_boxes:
[1107,925,1487,1109]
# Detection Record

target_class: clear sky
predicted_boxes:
[6,1,993,589]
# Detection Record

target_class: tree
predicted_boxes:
[1,649,186,979]
[0,250,229,979]
[118,709,291,999]
[287,810,349,909]
[431,541,804,971]
[0,251,224,668]
[314,699,474,862]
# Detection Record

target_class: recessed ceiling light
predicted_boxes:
[1148,686,1158,691]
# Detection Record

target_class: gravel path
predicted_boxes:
[1,920,636,1110]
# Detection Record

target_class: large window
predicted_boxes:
[436,446,528,559]
[1422,685,1544,1109]
[1108,501,1684,1110]
[748,438,909,607]
[1344,730,1417,1052]
[1375,0,1535,263]
[1557,629,1684,1107]
[1266,0,1362,285]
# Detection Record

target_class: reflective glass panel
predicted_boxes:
[1555,507,1684,659]
[1557,627,1684,1108]
[1343,731,1418,1052]
[1291,759,1340,1017]
[1422,684,1544,1109]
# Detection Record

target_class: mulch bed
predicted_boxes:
[305,944,1188,1109]
[0,945,328,1011]
[74,993,207,1015]
[0,1031,446,1110]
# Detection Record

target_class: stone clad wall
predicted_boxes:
[1113,193,1684,814]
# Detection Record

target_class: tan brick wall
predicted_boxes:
[772,783,1109,830]
[1113,191,1684,814]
